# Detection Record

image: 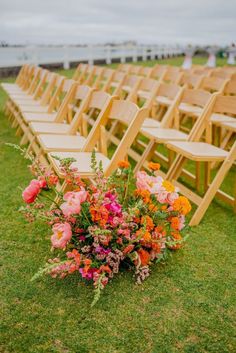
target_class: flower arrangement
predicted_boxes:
[20,151,191,306]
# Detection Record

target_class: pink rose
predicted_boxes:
[22,179,41,203]
[136,171,163,194]
[51,222,72,249]
[61,189,88,217]
[166,192,179,205]
[157,190,168,204]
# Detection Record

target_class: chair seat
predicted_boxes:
[48,152,110,177]
[142,118,161,128]
[210,113,236,125]
[122,85,132,93]
[179,103,203,116]
[29,122,71,135]
[37,134,86,152]
[14,99,42,107]
[156,96,173,106]
[166,141,228,161]
[220,121,236,132]
[20,105,49,113]
[137,90,151,99]
[22,112,57,123]
[141,127,188,142]
[1,83,22,94]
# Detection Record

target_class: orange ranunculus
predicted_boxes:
[90,205,109,227]
[123,244,135,254]
[148,162,160,171]
[134,189,151,203]
[137,249,150,266]
[141,215,154,231]
[169,232,182,250]
[171,216,180,231]
[99,265,112,273]
[162,180,175,193]
[142,231,152,242]
[151,242,161,253]
[173,196,191,215]
[118,160,130,169]
[148,203,158,212]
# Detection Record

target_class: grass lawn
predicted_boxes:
[0,57,236,353]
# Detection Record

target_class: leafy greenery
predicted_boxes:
[0,58,236,353]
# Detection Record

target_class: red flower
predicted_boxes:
[22,179,41,203]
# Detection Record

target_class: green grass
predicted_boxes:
[1,58,236,353]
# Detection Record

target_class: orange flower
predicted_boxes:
[149,203,158,212]
[151,242,161,253]
[142,231,152,242]
[123,244,135,254]
[162,180,175,193]
[141,215,154,231]
[118,160,130,169]
[148,162,160,171]
[135,189,151,203]
[161,205,167,211]
[137,249,150,266]
[169,232,182,250]
[90,205,109,227]
[99,265,111,273]
[171,216,180,231]
[173,196,191,215]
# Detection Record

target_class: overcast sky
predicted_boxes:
[0,0,235,45]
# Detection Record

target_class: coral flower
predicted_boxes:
[51,222,72,249]
[148,162,160,171]
[118,160,130,169]
[123,244,135,254]
[137,249,150,266]
[173,196,191,215]
[61,189,87,217]
[22,179,41,203]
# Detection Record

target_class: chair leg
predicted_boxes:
[133,140,155,173]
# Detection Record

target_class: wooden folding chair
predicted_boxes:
[179,73,204,89]
[85,66,104,88]
[131,88,214,173]
[129,65,142,75]
[95,68,115,91]
[199,76,229,93]
[115,75,142,100]
[1,64,34,95]
[22,85,93,145]
[46,100,148,187]
[150,64,168,81]
[139,66,153,78]
[28,90,113,162]
[105,71,126,95]
[128,77,159,109]
[165,94,236,225]
[117,64,132,74]
[162,66,183,84]
[72,63,88,82]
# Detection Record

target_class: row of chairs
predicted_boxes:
[1,63,236,226]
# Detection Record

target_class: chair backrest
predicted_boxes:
[86,66,104,88]
[32,69,49,99]
[82,99,148,175]
[139,66,153,77]
[48,78,75,114]
[224,79,236,96]
[118,64,132,73]
[180,88,212,108]
[157,82,182,100]
[129,65,142,75]
[210,69,234,79]
[69,89,111,135]
[117,75,141,99]
[163,67,182,84]
[82,65,96,85]
[105,71,126,95]
[190,94,236,142]
[72,63,88,81]
[179,73,203,89]
[96,68,115,90]
[151,64,168,80]
[200,76,229,93]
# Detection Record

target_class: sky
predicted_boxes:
[0,0,236,45]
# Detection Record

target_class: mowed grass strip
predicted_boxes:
[0,57,236,353]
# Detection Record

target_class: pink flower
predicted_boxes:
[157,190,168,204]
[51,222,72,249]
[38,176,47,188]
[166,192,179,205]
[136,171,163,194]
[22,179,41,203]
[60,189,87,217]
